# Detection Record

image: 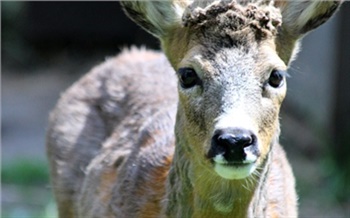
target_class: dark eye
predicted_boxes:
[178,67,200,89]
[268,69,285,88]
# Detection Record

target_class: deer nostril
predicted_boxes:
[209,128,257,162]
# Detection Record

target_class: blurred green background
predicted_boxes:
[2,2,350,217]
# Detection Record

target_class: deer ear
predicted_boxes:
[276,0,342,35]
[275,0,342,64]
[120,1,188,38]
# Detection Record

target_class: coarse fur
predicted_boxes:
[46,0,342,217]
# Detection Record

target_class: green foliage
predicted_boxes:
[1,159,50,186]
[1,159,57,218]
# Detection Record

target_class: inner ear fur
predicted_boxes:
[275,0,343,64]
[120,1,189,38]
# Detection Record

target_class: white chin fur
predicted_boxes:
[214,163,256,180]
[212,150,258,180]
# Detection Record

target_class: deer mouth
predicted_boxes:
[211,150,258,165]
[211,153,258,180]
[222,162,251,167]
[213,161,257,180]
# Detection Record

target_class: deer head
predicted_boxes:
[121,0,342,180]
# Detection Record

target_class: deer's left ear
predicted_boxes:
[275,0,343,64]
[276,0,343,35]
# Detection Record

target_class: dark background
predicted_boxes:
[2,2,350,217]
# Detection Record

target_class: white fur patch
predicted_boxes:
[295,1,320,29]
[244,151,258,163]
[214,109,258,134]
[173,3,187,21]
[213,151,257,165]
[214,163,256,180]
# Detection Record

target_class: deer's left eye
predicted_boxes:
[178,67,201,89]
[268,69,285,88]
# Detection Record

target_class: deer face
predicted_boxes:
[163,4,286,179]
[121,0,342,180]
[173,38,286,180]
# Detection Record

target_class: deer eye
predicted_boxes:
[268,69,285,88]
[178,67,200,89]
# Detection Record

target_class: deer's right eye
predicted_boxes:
[178,68,200,89]
[268,69,285,88]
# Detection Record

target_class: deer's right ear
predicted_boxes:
[120,1,188,38]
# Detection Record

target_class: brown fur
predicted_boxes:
[47,1,342,217]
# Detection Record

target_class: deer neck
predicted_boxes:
[164,123,273,217]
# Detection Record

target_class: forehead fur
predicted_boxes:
[182,1,282,42]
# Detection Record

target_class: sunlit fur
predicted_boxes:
[47,0,342,217]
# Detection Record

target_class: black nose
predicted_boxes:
[209,128,257,162]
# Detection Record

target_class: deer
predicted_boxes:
[46,0,342,217]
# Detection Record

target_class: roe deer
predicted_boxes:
[46,1,342,217]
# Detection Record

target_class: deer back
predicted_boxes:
[46,48,178,217]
